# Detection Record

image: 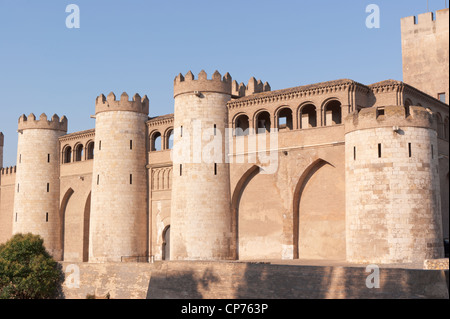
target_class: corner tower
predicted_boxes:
[345,105,444,263]
[13,113,68,260]
[89,92,149,262]
[170,70,236,260]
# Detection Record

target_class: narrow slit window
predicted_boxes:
[180,164,182,176]
[378,144,382,158]
[19,154,21,164]
[47,183,50,192]
[181,126,183,137]
[48,154,50,163]
[46,212,48,223]
[214,163,217,175]
[97,175,100,185]
[17,184,19,193]
[15,213,17,222]
[353,146,356,160]
[214,124,217,136]
[99,141,102,150]
[431,145,434,159]
[130,174,133,185]
[130,140,133,150]
[408,143,412,158]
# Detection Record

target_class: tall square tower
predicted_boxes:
[401,8,449,104]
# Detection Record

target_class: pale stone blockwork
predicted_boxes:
[0,10,448,268]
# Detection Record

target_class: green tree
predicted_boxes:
[0,233,63,299]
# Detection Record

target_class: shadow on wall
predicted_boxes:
[145,262,449,299]
[146,265,220,299]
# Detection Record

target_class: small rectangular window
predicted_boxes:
[214,124,217,136]
[99,141,102,150]
[438,93,446,103]
[376,107,385,118]
[408,143,412,157]
[378,143,382,158]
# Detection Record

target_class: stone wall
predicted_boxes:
[13,116,67,260]
[59,261,449,299]
[401,9,449,104]
[345,106,444,263]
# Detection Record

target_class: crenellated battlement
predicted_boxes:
[173,70,232,98]
[232,77,271,97]
[345,105,435,134]
[401,8,449,33]
[18,113,68,132]
[1,166,16,176]
[95,92,149,115]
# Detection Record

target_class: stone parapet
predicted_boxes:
[173,70,232,98]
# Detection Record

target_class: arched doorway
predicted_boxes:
[293,159,345,260]
[233,166,284,260]
[162,225,170,260]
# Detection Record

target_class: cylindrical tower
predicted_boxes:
[345,105,444,264]
[13,113,68,260]
[89,92,149,262]
[170,70,235,260]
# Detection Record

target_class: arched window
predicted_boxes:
[86,141,94,160]
[256,111,271,134]
[235,114,250,136]
[324,100,342,126]
[277,108,293,130]
[300,104,317,128]
[74,144,83,162]
[404,99,412,117]
[166,129,174,149]
[162,225,170,261]
[63,146,72,164]
[151,131,162,151]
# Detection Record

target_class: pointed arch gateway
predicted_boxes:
[293,159,346,260]
[60,188,91,262]
[232,165,286,260]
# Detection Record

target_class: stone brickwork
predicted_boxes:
[13,114,67,260]
[0,9,448,268]
[0,166,15,244]
[424,258,449,270]
[89,93,149,262]
[345,106,444,264]
[171,71,235,260]
[59,261,449,299]
[401,9,449,104]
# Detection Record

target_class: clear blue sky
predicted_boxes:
[0,0,447,166]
